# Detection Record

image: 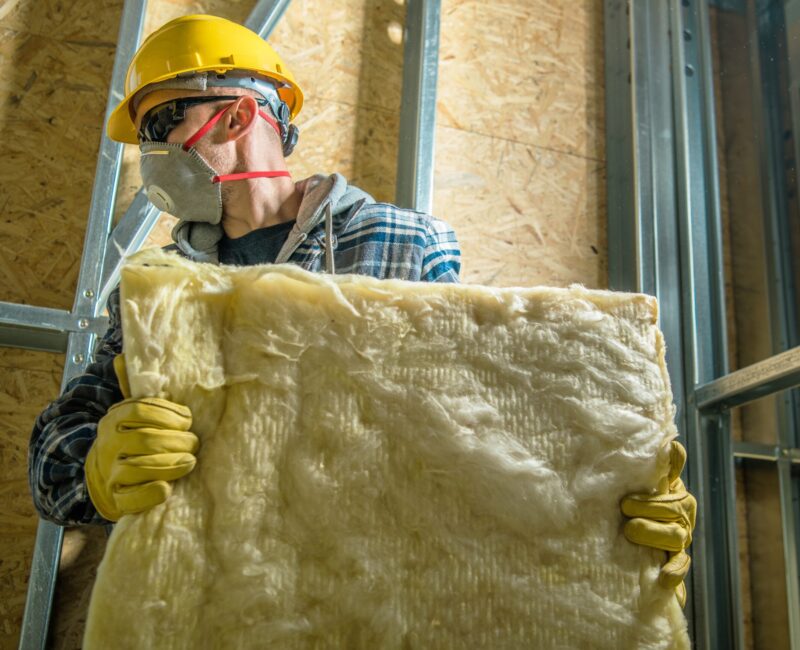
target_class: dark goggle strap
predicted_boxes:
[182,104,282,150]
[138,95,269,143]
[138,94,298,156]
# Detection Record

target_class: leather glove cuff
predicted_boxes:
[85,443,120,522]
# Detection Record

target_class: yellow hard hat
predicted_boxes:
[107,14,304,144]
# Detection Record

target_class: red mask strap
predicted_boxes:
[258,110,282,138]
[183,103,284,151]
[183,105,230,150]
[212,171,291,183]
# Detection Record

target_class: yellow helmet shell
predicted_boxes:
[107,14,304,144]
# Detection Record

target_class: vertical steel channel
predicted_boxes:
[630,0,687,439]
[670,0,741,648]
[628,2,656,297]
[605,0,697,639]
[395,0,441,213]
[605,0,686,422]
[98,192,162,310]
[244,0,292,38]
[748,1,800,644]
[604,0,638,293]
[18,2,148,649]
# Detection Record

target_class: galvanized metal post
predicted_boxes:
[98,192,161,309]
[669,0,740,646]
[245,0,292,37]
[605,0,744,646]
[604,0,637,293]
[395,0,441,213]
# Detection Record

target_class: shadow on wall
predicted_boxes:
[351,0,406,204]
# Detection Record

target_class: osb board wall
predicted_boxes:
[435,1,605,288]
[0,0,124,311]
[0,0,606,647]
[0,348,63,650]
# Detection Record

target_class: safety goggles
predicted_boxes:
[137,95,269,143]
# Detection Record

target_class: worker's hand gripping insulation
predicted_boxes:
[85,354,200,521]
[621,440,697,607]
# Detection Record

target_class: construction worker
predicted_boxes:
[28,15,696,607]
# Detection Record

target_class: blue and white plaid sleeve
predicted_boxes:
[421,216,461,283]
[28,287,123,526]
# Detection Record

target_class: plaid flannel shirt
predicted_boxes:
[29,201,461,526]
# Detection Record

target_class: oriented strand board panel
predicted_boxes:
[437,0,605,162]
[0,348,63,650]
[434,0,606,288]
[84,249,688,649]
[0,0,122,310]
[434,125,606,288]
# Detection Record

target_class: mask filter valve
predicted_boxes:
[145,185,175,213]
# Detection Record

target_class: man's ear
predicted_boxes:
[224,95,259,141]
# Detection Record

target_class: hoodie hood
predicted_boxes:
[171,173,374,264]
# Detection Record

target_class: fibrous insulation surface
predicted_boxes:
[84,249,689,649]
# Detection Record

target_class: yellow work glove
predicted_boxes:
[621,440,697,607]
[85,354,199,521]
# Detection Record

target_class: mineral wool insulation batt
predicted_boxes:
[83,249,690,649]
